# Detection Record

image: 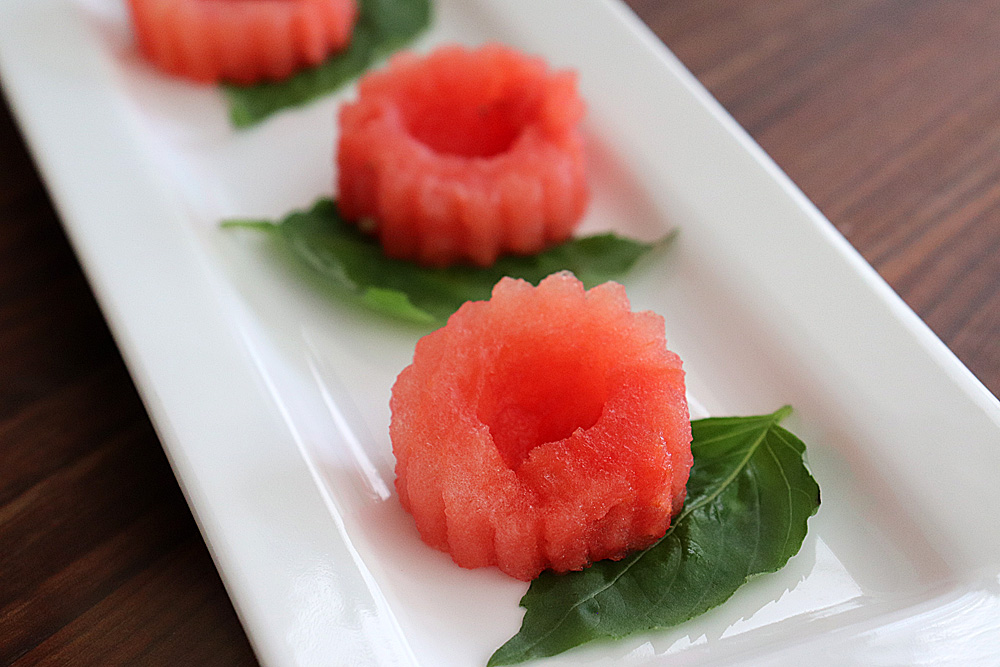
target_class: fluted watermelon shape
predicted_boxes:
[127,0,358,84]
[390,272,692,580]
[338,44,589,268]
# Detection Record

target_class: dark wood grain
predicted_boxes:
[631,0,1000,397]
[1,1,997,665]
[0,100,257,665]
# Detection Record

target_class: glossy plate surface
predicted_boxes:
[1,0,999,664]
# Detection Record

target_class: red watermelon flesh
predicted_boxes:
[127,0,357,84]
[337,44,589,268]
[390,272,692,581]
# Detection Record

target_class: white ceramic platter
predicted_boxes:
[2,0,999,664]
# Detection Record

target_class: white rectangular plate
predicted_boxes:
[2,0,999,665]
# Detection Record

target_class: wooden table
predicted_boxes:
[2,1,997,664]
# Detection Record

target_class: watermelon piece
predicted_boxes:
[337,44,589,268]
[390,272,692,581]
[127,0,358,84]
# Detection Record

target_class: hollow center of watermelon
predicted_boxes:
[402,84,540,159]
[477,344,608,469]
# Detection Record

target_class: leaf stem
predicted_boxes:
[220,219,278,231]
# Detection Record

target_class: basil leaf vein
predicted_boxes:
[489,406,821,665]
[222,198,663,323]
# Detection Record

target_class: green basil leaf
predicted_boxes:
[224,0,432,127]
[222,198,663,323]
[489,406,821,665]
